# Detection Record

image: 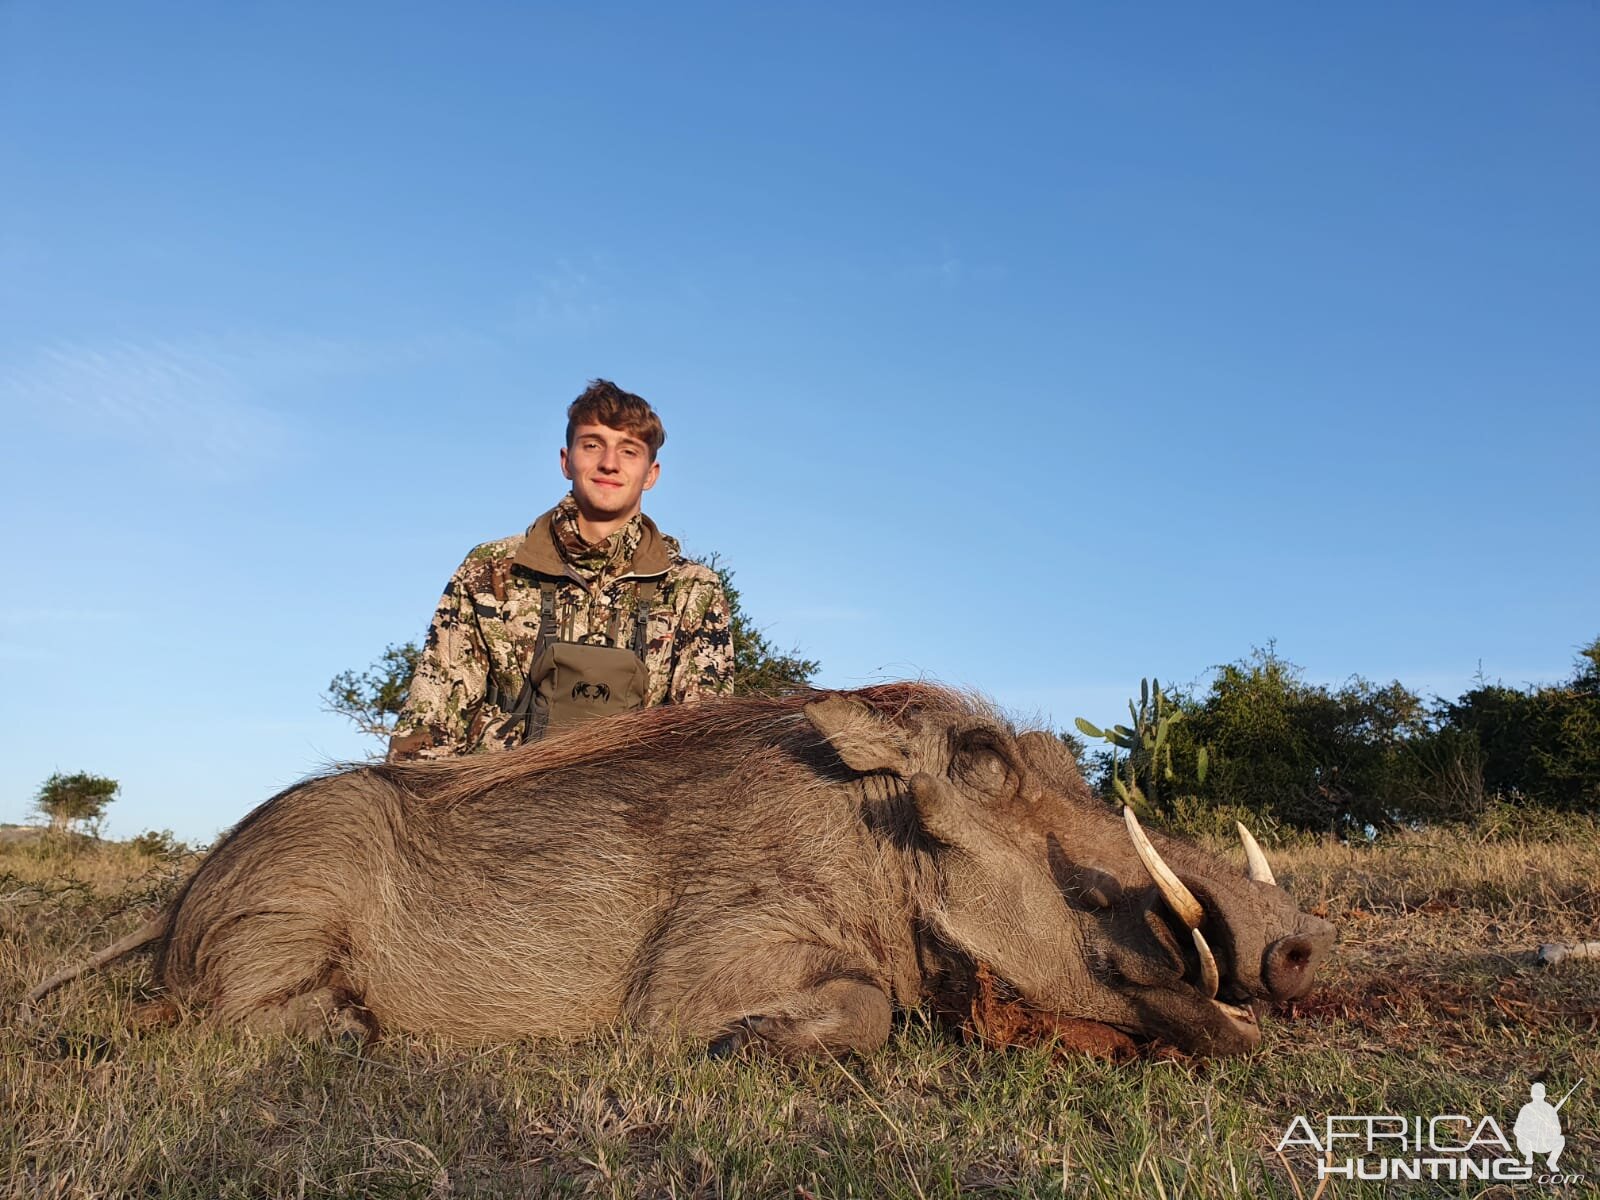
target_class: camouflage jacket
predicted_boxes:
[388,497,733,760]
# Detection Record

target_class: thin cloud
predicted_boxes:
[3,338,289,482]
[505,258,616,336]
[904,237,1008,289]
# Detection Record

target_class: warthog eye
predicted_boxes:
[953,732,1018,796]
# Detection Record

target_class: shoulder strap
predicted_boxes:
[538,581,559,648]
[501,580,562,743]
[632,580,659,657]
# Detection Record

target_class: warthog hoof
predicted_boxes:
[707,1017,761,1058]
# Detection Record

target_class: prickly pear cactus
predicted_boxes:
[1076,678,1208,813]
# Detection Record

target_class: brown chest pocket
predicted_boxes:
[531,640,650,735]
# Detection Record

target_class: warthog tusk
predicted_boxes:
[1235,821,1277,886]
[1193,928,1220,1000]
[1123,806,1205,929]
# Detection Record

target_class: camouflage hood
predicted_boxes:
[512,494,679,587]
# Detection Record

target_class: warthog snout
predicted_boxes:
[1262,921,1335,1001]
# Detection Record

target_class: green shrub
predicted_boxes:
[1080,636,1600,840]
[1161,648,1429,837]
[1463,795,1600,845]
[1083,647,1438,838]
[1441,637,1600,811]
[1400,724,1488,823]
[1156,791,1316,848]
[129,829,188,860]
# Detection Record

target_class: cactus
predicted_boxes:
[1076,678,1209,814]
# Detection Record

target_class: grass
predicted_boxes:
[3,818,1598,1199]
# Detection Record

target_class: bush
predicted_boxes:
[1440,638,1600,811]
[1463,795,1600,845]
[1166,648,1429,836]
[1083,648,1439,838]
[1157,792,1314,849]
[129,829,188,860]
[1401,725,1488,823]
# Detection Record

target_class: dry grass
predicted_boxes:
[4,819,1599,1198]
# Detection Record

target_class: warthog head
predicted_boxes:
[807,694,1335,1055]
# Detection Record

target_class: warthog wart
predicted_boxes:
[28,683,1334,1057]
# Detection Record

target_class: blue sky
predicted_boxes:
[2,2,1595,842]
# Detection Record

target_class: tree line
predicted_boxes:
[1070,636,1600,840]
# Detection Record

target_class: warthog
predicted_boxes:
[29,684,1334,1056]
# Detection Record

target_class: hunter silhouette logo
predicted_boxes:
[1515,1080,1579,1171]
[571,681,611,704]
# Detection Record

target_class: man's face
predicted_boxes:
[560,422,660,521]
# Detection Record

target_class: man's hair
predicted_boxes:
[566,379,666,459]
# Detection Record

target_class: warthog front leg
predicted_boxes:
[706,976,892,1059]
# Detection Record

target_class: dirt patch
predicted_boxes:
[1286,963,1600,1051]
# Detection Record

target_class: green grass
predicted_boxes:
[4,820,1599,1198]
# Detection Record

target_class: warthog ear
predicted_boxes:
[909,771,978,847]
[804,695,911,775]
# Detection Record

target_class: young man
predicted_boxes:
[388,380,734,761]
